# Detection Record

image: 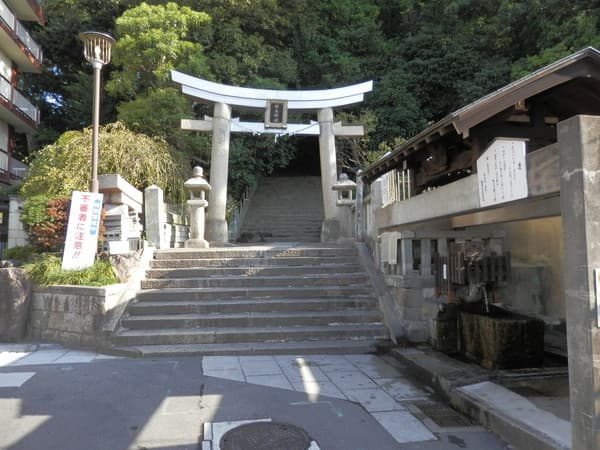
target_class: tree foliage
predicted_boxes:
[18,0,600,197]
[107,2,212,98]
[20,122,187,202]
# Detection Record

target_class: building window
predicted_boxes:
[0,150,8,173]
[412,239,421,271]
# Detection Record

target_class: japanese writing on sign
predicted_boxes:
[61,191,103,271]
[264,100,288,129]
[477,138,528,208]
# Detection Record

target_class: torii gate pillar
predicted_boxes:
[318,107,339,242]
[205,102,231,244]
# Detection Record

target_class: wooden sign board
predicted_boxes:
[477,138,528,207]
[265,100,288,129]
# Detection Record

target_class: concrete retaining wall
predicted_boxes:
[28,247,154,349]
[29,283,132,348]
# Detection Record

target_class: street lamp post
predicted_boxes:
[79,31,115,193]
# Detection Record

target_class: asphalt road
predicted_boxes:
[0,347,513,450]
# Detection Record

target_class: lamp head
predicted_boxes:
[79,31,115,65]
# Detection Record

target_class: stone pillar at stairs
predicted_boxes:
[318,107,340,242]
[206,102,232,245]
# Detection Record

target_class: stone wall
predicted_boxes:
[28,247,153,348]
[0,268,31,341]
[29,284,132,348]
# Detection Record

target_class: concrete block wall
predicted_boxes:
[29,284,132,348]
[28,247,153,348]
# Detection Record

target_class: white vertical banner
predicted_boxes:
[61,191,103,271]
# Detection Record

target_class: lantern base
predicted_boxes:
[184,238,210,248]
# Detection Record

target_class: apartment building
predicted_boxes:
[0,0,43,186]
[0,0,43,255]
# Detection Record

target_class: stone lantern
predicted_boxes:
[332,173,357,207]
[184,166,211,248]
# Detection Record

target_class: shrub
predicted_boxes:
[23,196,70,252]
[20,122,187,203]
[20,196,105,253]
[23,254,118,287]
[2,244,37,262]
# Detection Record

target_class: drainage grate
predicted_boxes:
[220,422,312,450]
[413,401,472,428]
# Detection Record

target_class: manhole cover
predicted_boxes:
[220,422,312,450]
[413,401,472,427]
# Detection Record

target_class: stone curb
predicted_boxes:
[389,346,570,450]
[451,382,570,450]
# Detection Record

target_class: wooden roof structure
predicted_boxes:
[362,47,600,186]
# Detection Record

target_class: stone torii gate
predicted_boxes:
[171,70,373,244]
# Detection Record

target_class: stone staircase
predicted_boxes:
[112,244,390,356]
[238,176,323,242]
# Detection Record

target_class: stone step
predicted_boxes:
[146,264,364,279]
[236,236,322,242]
[247,204,320,208]
[128,297,379,315]
[242,217,323,222]
[140,273,369,289]
[243,214,321,218]
[136,285,375,301]
[114,339,388,357]
[153,246,357,260]
[239,227,321,234]
[121,310,383,329]
[246,237,321,243]
[238,229,321,236]
[240,225,321,230]
[113,323,388,346]
[149,255,357,269]
[236,231,321,238]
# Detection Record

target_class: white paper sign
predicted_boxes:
[477,138,528,207]
[61,191,103,271]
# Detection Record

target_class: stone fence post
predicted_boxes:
[144,185,167,249]
[7,195,27,248]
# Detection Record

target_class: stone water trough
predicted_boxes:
[459,302,545,370]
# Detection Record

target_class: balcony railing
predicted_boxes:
[0,0,43,63]
[382,168,412,205]
[15,21,42,61]
[10,156,27,180]
[0,75,39,125]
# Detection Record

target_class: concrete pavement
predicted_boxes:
[0,344,512,449]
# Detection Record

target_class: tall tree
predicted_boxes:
[21,0,138,153]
